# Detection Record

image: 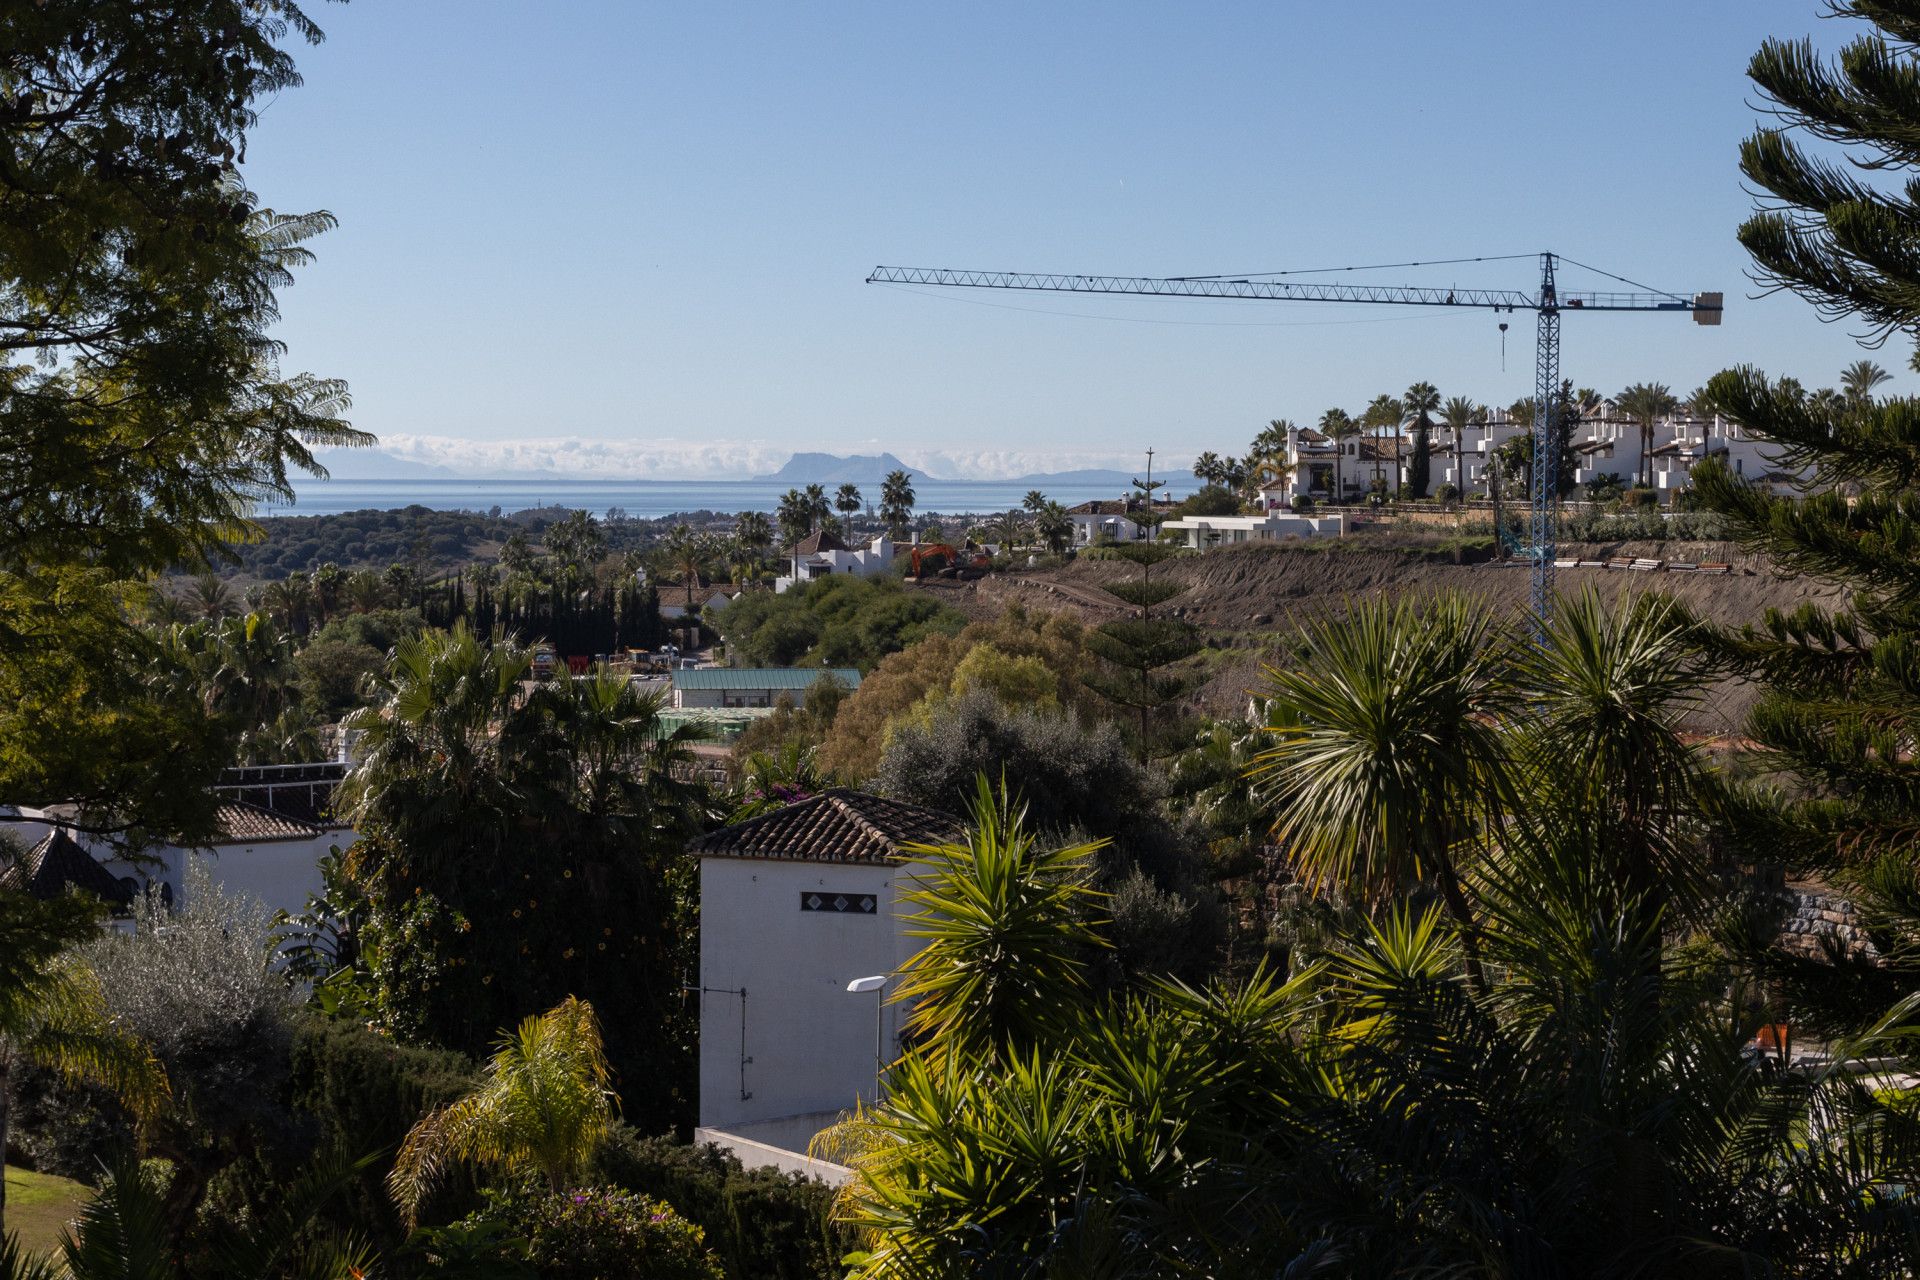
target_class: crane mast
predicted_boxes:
[867,252,1722,626]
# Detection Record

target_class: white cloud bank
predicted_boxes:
[371,434,1180,481]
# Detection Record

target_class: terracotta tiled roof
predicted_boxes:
[661,584,739,608]
[1066,498,1179,517]
[789,530,849,556]
[212,800,324,844]
[690,789,962,864]
[0,830,134,908]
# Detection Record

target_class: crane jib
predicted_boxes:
[866,266,1722,316]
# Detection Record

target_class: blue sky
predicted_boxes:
[249,1,1887,479]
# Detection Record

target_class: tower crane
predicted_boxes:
[867,252,1722,624]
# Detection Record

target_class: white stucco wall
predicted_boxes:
[98,829,351,919]
[697,856,920,1132]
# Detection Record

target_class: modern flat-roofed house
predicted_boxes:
[690,789,961,1180]
[671,667,861,710]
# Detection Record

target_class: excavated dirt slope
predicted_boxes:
[917,538,1844,736]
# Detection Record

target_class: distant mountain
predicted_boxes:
[310,447,459,480]
[753,452,929,484]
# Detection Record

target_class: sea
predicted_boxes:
[270,477,1156,520]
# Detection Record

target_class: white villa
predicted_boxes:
[775,530,896,592]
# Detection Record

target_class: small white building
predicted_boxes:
[671,667,862,710]
[658,584,742,621]
[1162,510,1348,548]
[775,530,896,593]
[691,789,961,1181]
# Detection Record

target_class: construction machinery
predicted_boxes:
[910,542,990,580]
[868,253,1721,628]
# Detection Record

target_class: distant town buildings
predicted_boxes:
[1262,405,1808,505]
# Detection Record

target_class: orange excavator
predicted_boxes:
[910,542,990,579]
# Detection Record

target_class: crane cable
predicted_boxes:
[1168,252,1539,281]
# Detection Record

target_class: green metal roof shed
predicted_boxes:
[671,668,862,692]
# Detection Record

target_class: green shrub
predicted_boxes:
[591,1129,850,1280]
[286,1016,477,1239]
[468,1185,722,1280]
[1433,482,1460,505]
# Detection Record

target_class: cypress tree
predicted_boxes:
[1407,422,1432,499]
[1694,0,1920,871]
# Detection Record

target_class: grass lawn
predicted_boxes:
[4,1165,88,1256]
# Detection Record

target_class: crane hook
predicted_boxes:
[1498,321,1509,371]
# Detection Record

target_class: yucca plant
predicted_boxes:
[891,777,1109,1064]
[1251,594,1516,985]
[389,996,616,1224]
[1510,586,1718,932]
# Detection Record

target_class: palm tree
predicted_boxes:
[1440,396,1476,491]
[1190,450,1227,487]
[1250,419,1291,463]
[993,509,1025,550]
[775,488,812,547]
[1840,358,1891,405]
[262,574,314,633]
[1362,394,1403,493]
[1021,489,1047,515]
[390,996,614,1223]
[660,523,708,614]
[1033,500,1072,554]
[802,483,831,534]
[1401,381,1441,499]
[1614,382,1678,489]
[188,573,234,621]
[879,470,916,536]
[310,561,346,624]
[730,509,773,583]
[733,509,773,557]
[835,483,863,530]
[1319,407,1356,502]
[1251,594,1514,986]
[0,893,168,1239]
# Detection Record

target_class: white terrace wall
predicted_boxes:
[697,856,921,1132]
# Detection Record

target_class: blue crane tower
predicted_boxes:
[866,252,1722,627]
